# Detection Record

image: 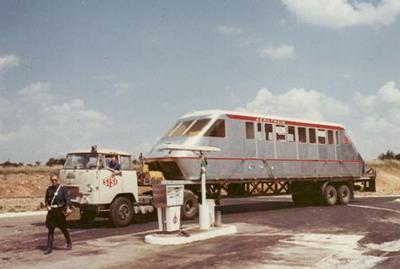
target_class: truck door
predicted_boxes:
[97,155,122,204]
[119,155,138,201]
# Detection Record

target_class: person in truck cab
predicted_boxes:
[106,156,122,176]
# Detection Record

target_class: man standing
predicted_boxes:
[44,172,72,255]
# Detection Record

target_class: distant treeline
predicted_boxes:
[378,150,400,161]
[0,158,66,167]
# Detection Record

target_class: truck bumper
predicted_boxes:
[71,202,109,212]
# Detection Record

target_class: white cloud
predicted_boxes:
[282,0,400,28]
[241,87,348,121]
[356,81,400,109]
[260,45,294,59]
[218,25,244,35]
[240,82,400,159]
[0,82,111,161]
[18,82,51,96]
[0,118,15,142]
[377,81,400,106]
[354,91,376,110]
[112,82,134,96]
[0,55,19,74]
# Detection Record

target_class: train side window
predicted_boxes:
[327,130,334,144]
[276,125,286,141]
[298,127,306,143]
[309,128,316,144]
[288,126,296,142]
[265,124,273,141]
[318,129,326,144]
[257,123,262,132]
[205,119,225,137]
[335,131,340,144]
[245,122,255,139]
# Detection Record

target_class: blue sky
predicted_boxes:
[1,0,400,162]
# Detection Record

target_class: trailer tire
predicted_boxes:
[181,190,198,220]
[337,184,351,205]
[323,184,338,206]
[110,197,134,227]
[80,210,96,225]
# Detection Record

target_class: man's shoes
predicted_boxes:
[44,236,53,255]
[66,242,72,250]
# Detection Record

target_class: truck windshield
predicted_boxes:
[166,119,211,137]
[64,154,98,169]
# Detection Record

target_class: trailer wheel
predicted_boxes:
[110,197,134,227]
[80,210,96,225]
[323,184,338,206]
[337,184,351,205]
[181,190,198,220]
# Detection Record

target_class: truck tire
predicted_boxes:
[110,197,134,227]
[80,210,96,225]
[181,190,198,220]
[323,184,338,206]
[337,184,351,205]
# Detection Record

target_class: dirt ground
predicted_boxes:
[0,160,399,213]
[366,159,400,195]
[0,166,61,213]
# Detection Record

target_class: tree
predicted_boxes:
[378,150,397,160]
[46,158,66,166]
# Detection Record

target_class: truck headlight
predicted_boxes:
[86,184,94,192]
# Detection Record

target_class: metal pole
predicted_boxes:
[199,153,210,230]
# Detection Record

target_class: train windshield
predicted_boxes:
[167,119,211,137]
[185,119,210,136]
[168,120,194,136]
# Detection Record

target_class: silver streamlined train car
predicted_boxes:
[145,110,375,213]
[146,110,364,181]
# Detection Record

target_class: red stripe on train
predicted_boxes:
[146,156,361,163]
[226,114,344,131]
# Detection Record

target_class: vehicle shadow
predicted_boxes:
[31,201,302,229]
[31,212,158,230]
[217,200,297,215]
[67,212,158,229]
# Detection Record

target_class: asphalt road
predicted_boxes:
[2,195,400,269]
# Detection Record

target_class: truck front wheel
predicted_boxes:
[181,190,198,220]
[110,197,134,227]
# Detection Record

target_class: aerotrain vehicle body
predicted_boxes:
[146,110,364,182]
